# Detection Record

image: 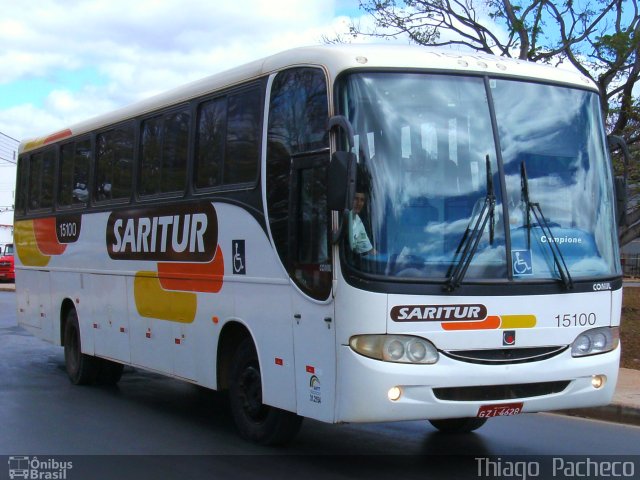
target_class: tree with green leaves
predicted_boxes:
[343,0,640,244]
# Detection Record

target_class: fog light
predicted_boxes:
[388,386,402,401]
[592,375,606,389]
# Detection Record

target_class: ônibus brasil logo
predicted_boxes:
[8,456,73,479]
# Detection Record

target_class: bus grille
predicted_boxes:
[433,380,570,402]
[442,346,567,365]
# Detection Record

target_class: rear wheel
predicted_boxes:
[429,417,487,433]
[63,308,100,385]
[229,338,303,445]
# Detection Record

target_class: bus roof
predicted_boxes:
[19,44,596,153]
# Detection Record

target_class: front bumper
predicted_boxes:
[335,344,620,423]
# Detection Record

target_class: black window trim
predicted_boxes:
[192,80,265,195]
[93,120,136,207]
[56,135,93,211]
[26,147,57,214]
[137,103,192,201]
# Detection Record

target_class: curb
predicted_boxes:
[556,405,640,427]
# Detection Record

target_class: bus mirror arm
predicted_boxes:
[332,212,348,245]
[328,115,355,152]
[608,135,631,227]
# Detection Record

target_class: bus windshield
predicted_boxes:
[338,72,620,284]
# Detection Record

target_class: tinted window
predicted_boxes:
[225,88,261,184]
[140,109,190,196]
[28,149,55,211]
[290,159,332,300]
[266,68,329,274]
[140,115,163,196]
[195,97,226,189]
[59,139,90,207]
[268,68,329,154]
[15,154,27,215]
[95,124,134,202]
[194,86,261,190]
[162,110,189,193]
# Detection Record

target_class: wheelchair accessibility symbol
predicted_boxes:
[232,240,246,275]
[512,250,533,276]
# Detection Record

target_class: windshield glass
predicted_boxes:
[493,80,620,281]
[338,72,619,283]
[339,73,505,281]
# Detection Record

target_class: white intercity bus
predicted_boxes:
[14,45,623,445]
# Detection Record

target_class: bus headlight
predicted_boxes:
[350,335,439,364]
[571,327,619,357]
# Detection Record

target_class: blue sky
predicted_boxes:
[0,67,107,110]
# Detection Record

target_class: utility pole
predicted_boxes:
[0,132,18,237]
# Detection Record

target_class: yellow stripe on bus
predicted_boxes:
[500,314,537,329]
[134,271,197,324]
[14,220,51,267]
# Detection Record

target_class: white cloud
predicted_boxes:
[0,0,362,141]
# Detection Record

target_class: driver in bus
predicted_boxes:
[350,189,376,255]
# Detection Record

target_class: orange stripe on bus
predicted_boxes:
[157,245,224,293]
[43,129,73,145]
[441,315,501,331]
[33,217,66,255]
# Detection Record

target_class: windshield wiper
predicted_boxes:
[520,161,573,290]
[445,155,496,292]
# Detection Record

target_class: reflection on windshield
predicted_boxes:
[338,72,620,283]
[339,73,505,280]
[493,80,619,281]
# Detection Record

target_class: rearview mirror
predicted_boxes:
[328,151,357,212]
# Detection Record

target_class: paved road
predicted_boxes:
[1,291,639,479]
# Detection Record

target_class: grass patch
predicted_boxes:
[621,287,640,369]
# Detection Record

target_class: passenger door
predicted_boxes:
[289,154,336,422]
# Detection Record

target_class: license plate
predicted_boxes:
[477,402,524,418]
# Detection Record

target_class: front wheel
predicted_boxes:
[429,417,487,433]
[229,338,303,445]
[63,308,100,385]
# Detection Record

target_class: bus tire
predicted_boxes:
[428,417,487,433]
[96,359,124,386]
[63,308,100,385]
[229,338,303,445]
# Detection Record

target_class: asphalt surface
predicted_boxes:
[1,288,639,480]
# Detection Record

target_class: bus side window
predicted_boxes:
[95,124,134,202]
[140,109,190,196]
[15,154,27,215]
[225,88,260,185]
[28,148,55,212]
[266,67,329,296]
[290,159,332,300]
[59,139,90,208]
[195,97,226,189]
